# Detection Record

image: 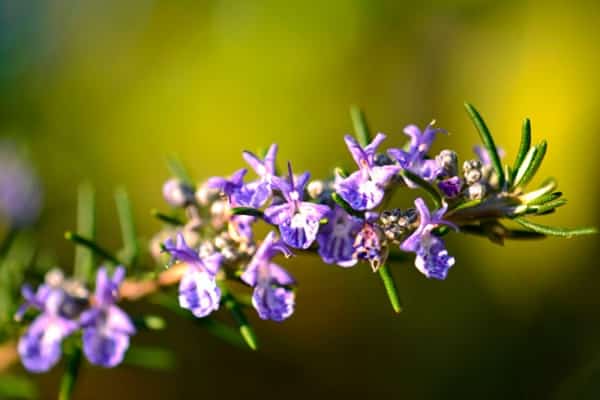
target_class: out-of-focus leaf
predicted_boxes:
[58,347,82,400]
[150,209,184,226]
[350,105,372,147]
[132,315,167,331]
[149,293,248,350]
[167,155,193,186]
[220,285,258,351]
[0,374,38,399]
[115,187,139,267]
[65,232,120,265]
[74,182,96,283]
[123,346,176,371]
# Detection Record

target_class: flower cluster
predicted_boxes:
[15,267,134,373]
[8,104,596,383]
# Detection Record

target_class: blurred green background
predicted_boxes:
[1,0,600,398]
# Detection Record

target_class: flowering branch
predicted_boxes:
[0,104,596,398]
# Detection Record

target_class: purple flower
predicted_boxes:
[438,176,463,198]
[242,144,278,207]
[400,198,457,280]
[206,169,264,208]
[0,141,42,227]
[388,123,446,185]
[335,134,400,211]
[80,267,135,368]
[353,215,388,271]
[264,163,330,249]
[241,232,295,322]
[164,233,223,317]
[317,206,363,267]
[17,285,79,373]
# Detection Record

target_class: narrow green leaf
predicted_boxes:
[518,178,558,203]
[531,198,568,215]
[350,105,372,146]
[123,346,176,371]
[74,182,96,283]
[231,207,264,219]
[400,170,442,209]
[167,155,193,185]
[464,103,505,188]
[0,374,38,399]
[377,264,403,314]
[114,187,139,267]
[58,347,82,400]
[528,192,562,206]
[518,140,547,187]
[151,209,184,226]
[514,218,598,238]
[132,315,167,331]
[460,224,546,240]
[513,146,537,187]
[221,286,258,351]
[65,232,120,265]
[448,198,482,213]
[511,118,532,183]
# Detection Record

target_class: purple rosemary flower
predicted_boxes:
[164,233,223,318]
[0,140,42,227]
[400,198,456,280]
[241,232,295,322]
[438,176,463,198]
[207,169,264,208]
[264,163,330,249]
[242,144,278,207]
[317,206,363,267]
[388,123,446,185]
[335,134,401,211]
[80,266,135,368]
[17,284,79,373]
[353,213,388,271]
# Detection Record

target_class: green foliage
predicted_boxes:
[73,182,96,283]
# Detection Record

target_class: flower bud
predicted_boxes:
[436,150,458,177]
[162,179,194,207]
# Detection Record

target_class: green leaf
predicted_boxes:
[65,232,120,265]
[350,105,372,146]
[333,167,348,179]
[0,374,38,399]
[230,207,264,219]
[115,187,139,267]
[151,209,184,226]
[460,224,546,240]
[58,347,82,400]
[530,198,568,215]
[512,146,537,187]
[74,182,96,283]
[400,170,442,209]
[518,178,558,203]
[511,118,532,183]
[123,346,176,371]
[377,264,403,314]
[167,155,193,185]
[518,140,547,188]
[220,285,258,351]
[0,227,17,260]
[514,218,598,238]
[132,315,167,331]
[464,103,506,188]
